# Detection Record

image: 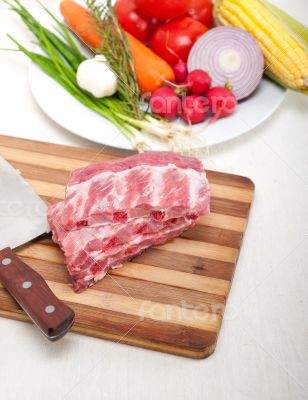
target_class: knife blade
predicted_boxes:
[0,156,74,341]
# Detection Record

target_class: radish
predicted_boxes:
[186,69,211,95]
[165,69,212,96]
[150,87,181,121]
[206,86,237,123]
[181,95,208,124]
[173,59,188,84]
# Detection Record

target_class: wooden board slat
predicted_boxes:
[0,135,254,358]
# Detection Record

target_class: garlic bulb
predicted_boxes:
[76,55,118,98]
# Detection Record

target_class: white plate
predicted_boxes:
[28,23,286,150]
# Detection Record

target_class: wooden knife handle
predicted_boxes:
[0,248,75,341]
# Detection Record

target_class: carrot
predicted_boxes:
[60,1,175,94]
[60,0,102,48]
[125,32,176,95]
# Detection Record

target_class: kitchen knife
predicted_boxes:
[0,156,74,341]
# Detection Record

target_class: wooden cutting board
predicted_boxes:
[0,135,254,358]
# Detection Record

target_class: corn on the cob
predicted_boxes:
[215,0,308,94]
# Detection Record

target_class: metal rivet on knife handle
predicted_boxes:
[1,258,12,266]
[22,281,32,289]
[45,305,56,314]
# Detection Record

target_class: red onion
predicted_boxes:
[187,27,264,100]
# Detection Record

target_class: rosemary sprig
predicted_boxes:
[85,0,142,119]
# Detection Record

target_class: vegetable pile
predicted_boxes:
[60,0,175,94]
[4,0,308,151]
[5,0,193,151]
[150,69,237,125]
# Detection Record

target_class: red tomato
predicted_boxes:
[115,0,160,43]
[135,0,189,21]
[150,17,208,66]
[187,0,214,28]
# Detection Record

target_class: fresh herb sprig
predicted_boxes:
[86,0,141,119]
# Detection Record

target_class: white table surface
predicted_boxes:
[0,1,308,399]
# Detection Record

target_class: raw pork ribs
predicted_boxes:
[48,152,210,292]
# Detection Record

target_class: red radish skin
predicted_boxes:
[150,87,181,121]
[206,87,237,123]
[164,69,211,95]
[181,95,207,124]
[186,69,211,95]
[174,59,188,83]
